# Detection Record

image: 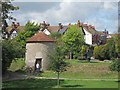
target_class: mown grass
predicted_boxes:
[2,78,118,88]
[8,59,118,79]
[8,58,25,72]
[40,59,118,79]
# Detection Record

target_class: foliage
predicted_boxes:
[14,21,41,48]
[106,37,118,59]
[93,44,109,60]
[80,45,87,59]
[62,25,85,59]
[109,59,120,72]
[8,58,25,72]
[2,39,25,74]
[1,1,19,38]
[48,39,68,88]
[49,32,62,40]
[114,34,120,57]
[48,46,68,73]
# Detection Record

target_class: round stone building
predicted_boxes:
[25,32,56,72]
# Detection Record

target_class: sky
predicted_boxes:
[8,0,119,34]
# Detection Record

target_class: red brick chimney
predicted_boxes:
[105,28,106,31]
[77,20,80,27]
[84,24,87,27]
[42,21,46,28]
[16,22,20,27]
[59,23,62,29]
[88,25,92,28]
[11,22,16,28]
[92,26,95,29]
[107,31,108,34]
[68,23,71,27]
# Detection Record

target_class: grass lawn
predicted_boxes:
[2,78,118,88]
[39,60,118,79]
[8,59,118,79]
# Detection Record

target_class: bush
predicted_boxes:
[2,40,25,74]
[109,59,120,72]
[93,44,109,60]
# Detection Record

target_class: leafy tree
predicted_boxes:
[80,45,87,59]
[48,40,68,88]
[49,32,61,40]
[114,34,120,57]
[93,44,109,60]
[109,59,120,73]
[2,39,25,74]
[107,37,117,59]
[1,1,19,39]
[15,21,41,48]
[62,25,85,60]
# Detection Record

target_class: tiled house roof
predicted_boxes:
[47,26,60,32]
[26,32,56,42]
[7,26,24,34]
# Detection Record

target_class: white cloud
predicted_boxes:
[10,2,118,33]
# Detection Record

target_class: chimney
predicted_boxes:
[16,22,20,27]
[11,22,16,28]
[42,21,46,28]
[77,20,80,27]
[88,25,92,28]
[92,26,95,29]
[59,23,62,29]
[107,31,108,34]
[68,23,71,27]
[84,24,87,27]
[104,28,106,31]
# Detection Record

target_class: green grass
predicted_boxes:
[8,58,25,72]
[8,59,118,79]
[2,78,118,88]
[40,59,118,79]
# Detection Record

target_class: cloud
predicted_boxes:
[10,2,118,33]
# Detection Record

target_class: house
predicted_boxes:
[39,21,69,35]
[76,20,109,46]
[7,22,24,40]
[25,32,56,72]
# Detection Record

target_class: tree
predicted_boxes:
[109,59,120,73]
[80,45,87,59]
[48,40,68,88]
[114,34,120,57]
[49,32,61,40]
[15,21,41,48]
[93,44,109,60]
[1,1,19,39]
[107,37,117,59]
[62,25,85,60]
[2,39,25,74]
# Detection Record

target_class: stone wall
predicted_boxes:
[25,42,55,71]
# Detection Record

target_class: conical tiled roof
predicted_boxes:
[26,32,56,42]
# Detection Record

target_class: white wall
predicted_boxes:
[83,29,92,45]
[43,29,50,35]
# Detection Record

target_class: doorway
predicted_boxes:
[35,58,42,71]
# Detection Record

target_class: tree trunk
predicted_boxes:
[57,72,60,88]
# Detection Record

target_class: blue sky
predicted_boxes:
[8,1,118,34]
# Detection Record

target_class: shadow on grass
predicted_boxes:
[2,78,64,88]
[61,85,84,87]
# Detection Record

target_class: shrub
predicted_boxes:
[109,59,120,73]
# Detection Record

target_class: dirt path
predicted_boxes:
[3,71,119,82]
